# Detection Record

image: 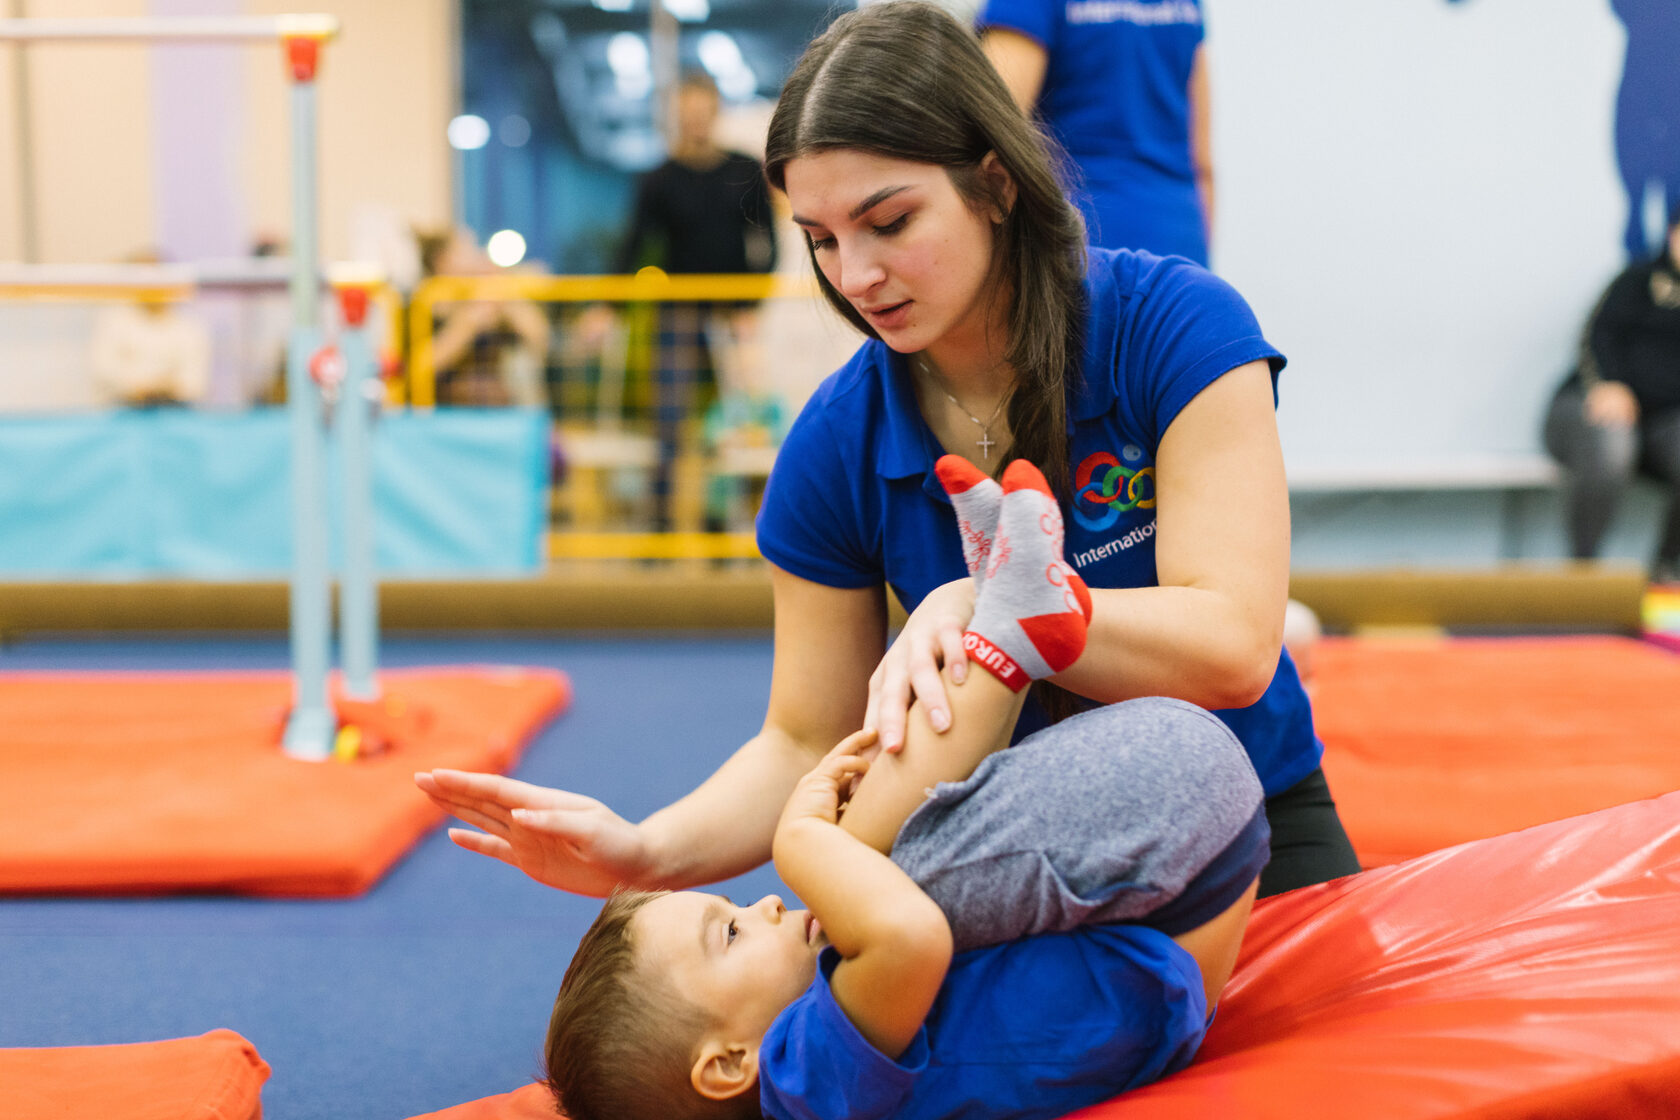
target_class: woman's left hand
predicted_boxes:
[864,577,975,753]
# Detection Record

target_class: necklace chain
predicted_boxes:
[917,357,1006,460]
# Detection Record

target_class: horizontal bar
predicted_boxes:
[416,271,817,305]
[547,531,762,561]
[0,261,400,300]
[0,15,338,42]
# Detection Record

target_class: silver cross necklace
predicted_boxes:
[917,356,1007,460]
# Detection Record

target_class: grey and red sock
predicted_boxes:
[936,455,1092,691]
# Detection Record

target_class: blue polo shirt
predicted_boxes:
[756,247,1320,796]
[979,0,1207,262]
[759,927,1206,1120]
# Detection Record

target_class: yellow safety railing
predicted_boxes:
[405,269,812,408]
[546,530,762,561]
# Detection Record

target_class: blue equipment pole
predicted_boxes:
[281,34,333,761]
[334,282,380,701]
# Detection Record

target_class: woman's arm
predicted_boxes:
[636,569,887,886]
[1052,360,1290,711]
[1188,45,1215,245]
[417,567,887,894]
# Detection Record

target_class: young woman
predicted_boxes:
[418,1,1358,899]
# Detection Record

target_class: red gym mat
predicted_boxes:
[412,792,1680,1120]
[1080,790,1680,1119]
[0,667,569,896]
[3,1029,269,1120]
[1311,635,1680,866]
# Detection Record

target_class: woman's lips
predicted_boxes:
[806,913,822,945]
[863,300,911,331]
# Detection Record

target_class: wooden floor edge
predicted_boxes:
[0,563,1651,634]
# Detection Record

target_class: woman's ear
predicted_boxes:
[691,1041,760,1101]
[979,151,1019,223]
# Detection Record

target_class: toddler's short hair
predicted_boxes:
[544,889,761,1120]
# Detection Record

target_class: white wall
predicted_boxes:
[1205,0,1629,469]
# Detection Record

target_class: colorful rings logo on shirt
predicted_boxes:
[1072,447,1156,531]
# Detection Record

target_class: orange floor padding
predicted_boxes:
[1310,635,1680,867]
[4,1029,270,1120]
[0,667,570,895]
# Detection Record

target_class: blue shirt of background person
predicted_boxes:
[979,0,1211,264]
[759,928,1206,1120]
[756,247,1320,799]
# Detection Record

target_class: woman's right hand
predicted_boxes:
[864,578,975,753]
[414,769,652,897]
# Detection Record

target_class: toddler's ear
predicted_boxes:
[692,1042,759,1101]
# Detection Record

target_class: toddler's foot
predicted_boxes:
[961,459,1091,691]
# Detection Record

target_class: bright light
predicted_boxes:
[663,0,709,20]
[697,31,742,73]
[592,0,632,10]
[486,229,528,268]
[447,114,490,151]
[698,30,756,99]
[607,32,652,99]
[499,114,532,148]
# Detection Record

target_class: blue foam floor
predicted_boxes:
[0,633,790,1119]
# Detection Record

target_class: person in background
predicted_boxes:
[615,70,779,531]
[701,311,788,532]
[89,249,211,408]
[416,226,551,408]
[979,0,1213,265]
[1544,211,1680,583]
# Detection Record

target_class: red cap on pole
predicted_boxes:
[284,36,320,83]
[336,285,371,328]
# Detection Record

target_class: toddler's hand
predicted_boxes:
[780,729,877,829]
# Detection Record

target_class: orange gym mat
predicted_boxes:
[1311,635,1680,867]
[0,667,570,895]
[4,1029,269,1120]
[410,791,1680,1120]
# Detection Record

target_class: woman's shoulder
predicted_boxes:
[1086,245,1230,304]
[1083,246,1259,345]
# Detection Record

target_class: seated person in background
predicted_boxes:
[702,312,788,531]
[89,249,211,408]
[532,458,1268,1120]
[415,226,551,408]
[1544,210,1680,582]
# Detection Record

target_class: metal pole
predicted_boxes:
[281,35,333,761]
[0,15,338,42]
[334,281,380,701]
[649,1,678,140]
[6,1,38,262]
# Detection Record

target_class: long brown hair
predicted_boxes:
[764,0,1087,501]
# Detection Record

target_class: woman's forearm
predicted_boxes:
[1053,584,1282,712]
[636,727,825,888]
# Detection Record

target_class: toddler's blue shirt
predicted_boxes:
[759,925,1207,1120]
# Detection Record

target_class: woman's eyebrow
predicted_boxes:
[848,186,910,220]
[791,185,912,228]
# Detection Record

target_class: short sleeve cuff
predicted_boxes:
[759,949,928,1120]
